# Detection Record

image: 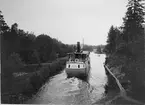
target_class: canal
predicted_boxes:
[25,53,140,105]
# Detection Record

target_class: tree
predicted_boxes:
[11,23,18,32]
[0,11,9,33]
[96,46,102,54]
[104,26,121,55]
[121,0,145,96]
[122,0,145,41]
[122,0,145,56]
[34,34,53,62]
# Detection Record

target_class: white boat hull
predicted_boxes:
[65,66,90,78]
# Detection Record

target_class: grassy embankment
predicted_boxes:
[1,57,68,104]
[104,54,145,103]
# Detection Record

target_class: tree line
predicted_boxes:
[104,0,145,97]
[81,44,105,53]
[0,11,74,75]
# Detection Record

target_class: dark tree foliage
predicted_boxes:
[0,11,9,33]
[121,0,145,94]
[105,0,145,57]
[83,45,94,51]
[34,34,53,62]
[94,45,105,54]
[104,26,121,55]
[1,10,74,66]
[104,0,145,97]
[122,0,145,57]
[122,0,145,42]
[96,46,102,54]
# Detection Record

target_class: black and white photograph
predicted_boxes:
[0,0,145,104]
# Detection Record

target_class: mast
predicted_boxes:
[82,38,84,50]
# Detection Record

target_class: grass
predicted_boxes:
[1,57,68,104]
[105,53,145,103]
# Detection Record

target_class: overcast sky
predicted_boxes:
[0,0,128,45]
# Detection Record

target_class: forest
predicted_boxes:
[0,10,75,75]
[0,11,75,103]
[104,0,145,101]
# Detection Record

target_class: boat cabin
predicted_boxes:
[67,51,89,62]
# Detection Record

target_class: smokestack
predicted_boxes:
[77,42,81,52]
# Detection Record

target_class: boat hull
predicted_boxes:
[65,66,90,79]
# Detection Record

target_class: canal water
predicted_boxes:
[26,53,118,104]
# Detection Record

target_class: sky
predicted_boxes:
[0,0,128,45]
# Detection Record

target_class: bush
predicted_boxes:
[30,71,44,91]
[2,53,25,76]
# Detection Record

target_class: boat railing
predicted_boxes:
[67,58,89,64]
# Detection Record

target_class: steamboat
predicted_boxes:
[65,42,90,79]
